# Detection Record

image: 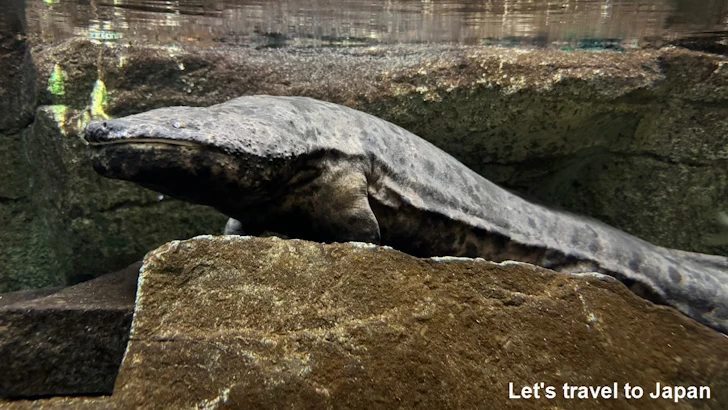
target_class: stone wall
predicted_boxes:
[0,0,66,291]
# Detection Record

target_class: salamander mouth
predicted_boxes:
[86,138,201,148]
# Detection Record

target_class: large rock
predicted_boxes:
[113,237,728,409]
[0,262,138,398]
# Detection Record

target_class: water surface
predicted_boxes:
[25,0,728,49]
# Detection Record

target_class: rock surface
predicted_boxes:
[2,236,727,409]
[114,236,728,409]
[0,0,58,293]
[0,262,138,398]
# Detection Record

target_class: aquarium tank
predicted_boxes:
[0,0,727,408]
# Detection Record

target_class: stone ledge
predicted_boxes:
[0,262,138,398]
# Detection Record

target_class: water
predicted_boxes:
[25,0,728,50]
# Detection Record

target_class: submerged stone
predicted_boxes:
[0,262,138,398]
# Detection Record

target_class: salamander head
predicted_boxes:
[83,106,311,209]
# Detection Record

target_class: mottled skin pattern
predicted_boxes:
[84,95,728,333]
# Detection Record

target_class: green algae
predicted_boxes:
[90,79,109,119]
[47,63,65,100]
